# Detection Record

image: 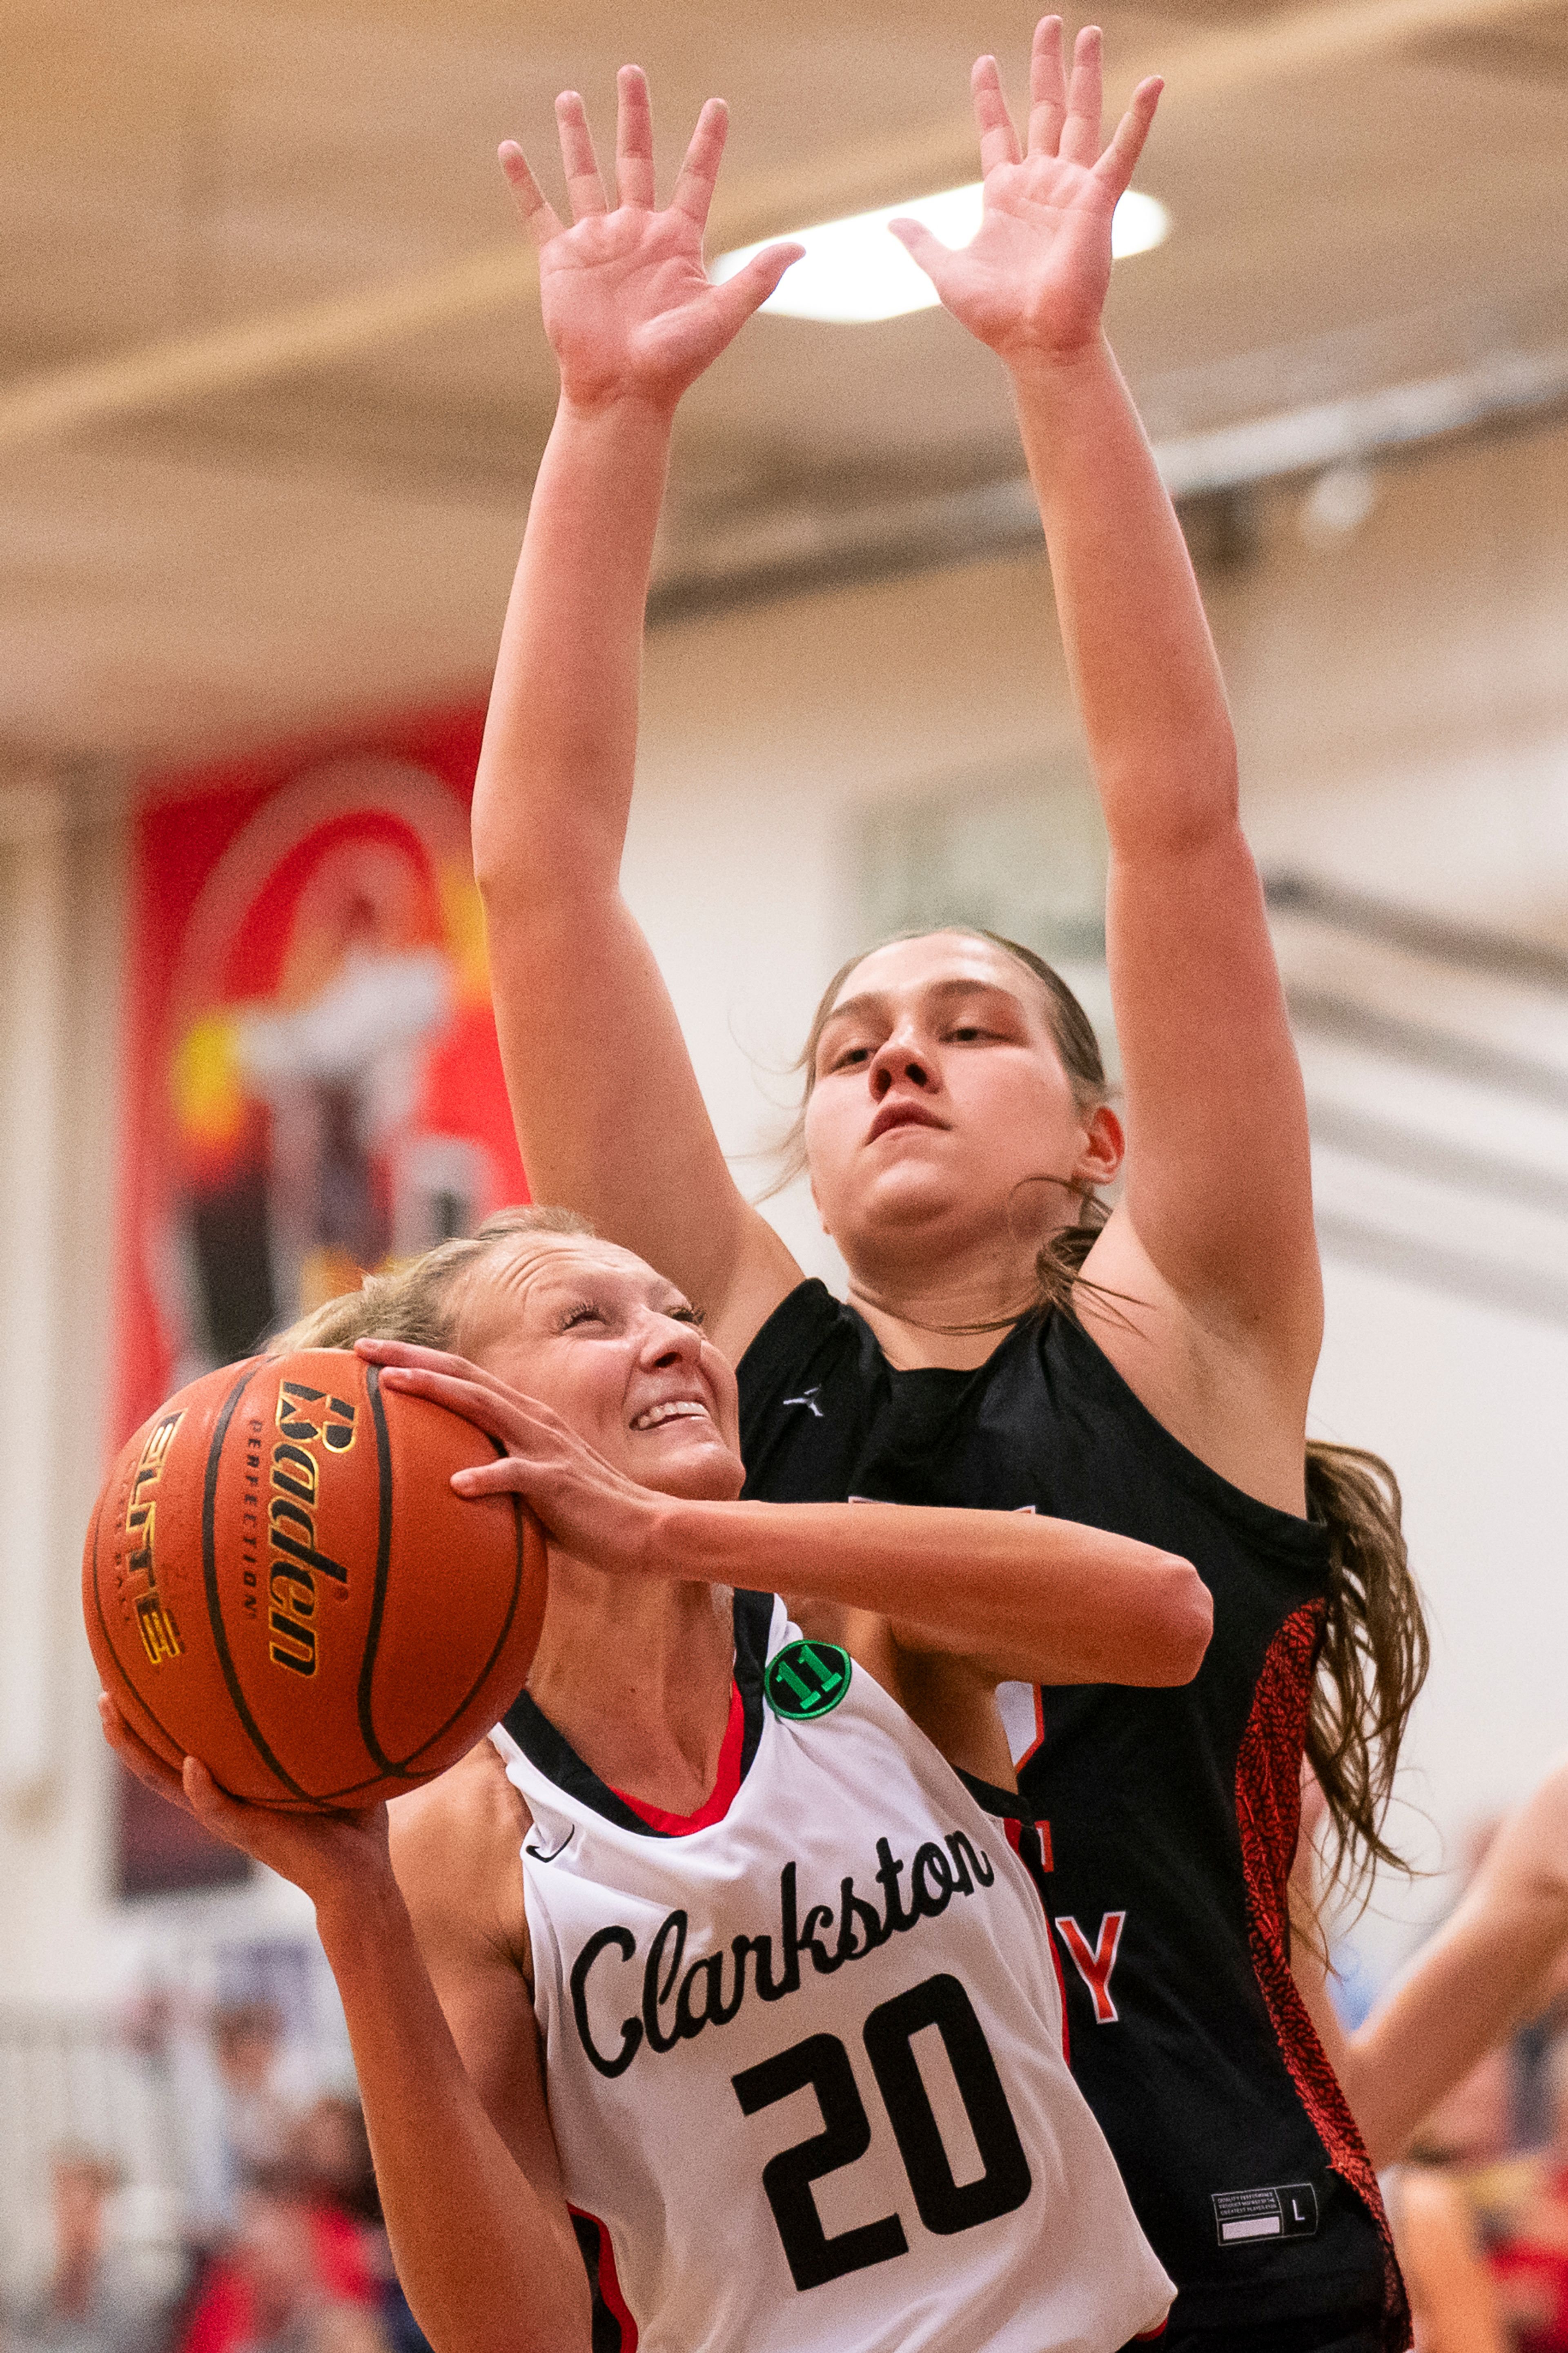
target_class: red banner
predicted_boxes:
[111,706,529,1890]
[113,704,527,1452]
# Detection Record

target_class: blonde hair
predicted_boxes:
[271,1205,594,1357]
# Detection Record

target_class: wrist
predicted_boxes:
[641,1492,726,1584]
[1002,330,1114,400]
[313,1865,407,1960]
[556,383,680,436]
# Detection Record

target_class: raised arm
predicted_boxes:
[474,70,802,1362]
[1296,1755,1568,2166]
[362,1339,1213,1691]
[98,1704,588,2353]
[894,24,1321,1483]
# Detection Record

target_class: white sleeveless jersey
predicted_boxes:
[491,1592,1172,2353]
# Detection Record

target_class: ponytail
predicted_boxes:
[1302,1442,1429,1902]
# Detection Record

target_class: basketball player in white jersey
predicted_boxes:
[101,1207,1209,2353]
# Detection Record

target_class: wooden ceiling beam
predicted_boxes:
[0,0,1555,455]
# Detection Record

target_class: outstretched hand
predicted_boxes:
[358,1338,666,1579]
[97,1696,392,1911]
[502,65,802,415]
[891,18,1161,366]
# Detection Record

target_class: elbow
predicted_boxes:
[1145,1558,1212,1685]
[471,824,528,913]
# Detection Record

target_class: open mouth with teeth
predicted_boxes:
[631,1400,711,1432]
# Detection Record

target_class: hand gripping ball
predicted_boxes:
[84,1350,547,1808]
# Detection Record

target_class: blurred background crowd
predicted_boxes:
[10,1838,1568,2353]
[2,1992,427,2353]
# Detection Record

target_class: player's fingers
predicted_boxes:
[1027,16,1069,158]
[451,1456,541,1497]
[668,96,728,228]
[888,216,952,290]
[555,90,609,218]
[706,240,803,331]
[1059,25,1104,170]
[616,63,657,209]
[98,1694,189,1806]
[356,1336,506,1392]
[1092,75,1162,199]
[182,1756,244,1827]
[181,1758,312,1847]
[378,1362,520,1434]
[498,143,566,246]
[971,55,1023,176]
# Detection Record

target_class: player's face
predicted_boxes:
[803,933,1121,1273]
[460,1238,746,1504]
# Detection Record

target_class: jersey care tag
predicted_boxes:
[1212,2183,1319,2246]
[764,1639,851,1722]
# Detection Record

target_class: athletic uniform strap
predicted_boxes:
[499,1589,774,1836]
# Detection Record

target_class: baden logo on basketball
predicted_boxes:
[266,1382,357,1680]
[86,1349,547,1809]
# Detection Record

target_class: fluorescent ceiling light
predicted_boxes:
[712,185,1170,326]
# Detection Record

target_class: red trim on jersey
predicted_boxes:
[568,2206,639,2350]
[611,1681,745,1836]
[1004,1816,1072,2062]
[1234,1601,1410,2353]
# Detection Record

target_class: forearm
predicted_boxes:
[1341,1773,1568,2162]
[315,1879,587,2353]
[1010,336,1237,850]
[659,1497,1209,1685]
[472,391,673,903]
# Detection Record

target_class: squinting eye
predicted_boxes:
[672,1306,706,1329]
[829,1044,871,1071]
[559,1302,604,1331]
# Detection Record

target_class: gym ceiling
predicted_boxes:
[2,0,1566,765]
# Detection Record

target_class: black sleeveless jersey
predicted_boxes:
[737,1280,1408,2349]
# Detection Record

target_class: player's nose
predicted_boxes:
[637,1308,704,1370]
[869,1025,934,1094]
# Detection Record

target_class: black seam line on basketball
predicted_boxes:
[392,1440,523,1769]
[357,1365,399,1776]
[90,1462,194,1770]
[351,1376,520,1777]
[203,1364,310,1802]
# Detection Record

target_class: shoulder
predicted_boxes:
[389,1737,531,1974]
[736,1277,860,1395]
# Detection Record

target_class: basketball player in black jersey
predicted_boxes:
[470,31,1432,2349]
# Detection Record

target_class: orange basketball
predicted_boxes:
[84,1349,547,1809]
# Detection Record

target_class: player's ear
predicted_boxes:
[1077,1103,1123,1188]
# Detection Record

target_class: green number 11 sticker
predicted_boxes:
[764,1639,852,1723]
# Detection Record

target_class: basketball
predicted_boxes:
[83,1349,547,1809]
